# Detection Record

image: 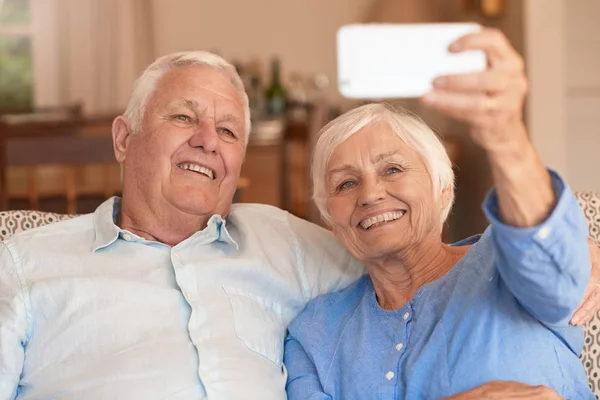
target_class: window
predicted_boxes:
[0,0,33,110]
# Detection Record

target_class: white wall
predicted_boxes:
[524,0,568,177]
[525,0,600,192]
[150,0,527,238]
[151,0,375,98]
[565,0,600,192]
[151,0,600,235]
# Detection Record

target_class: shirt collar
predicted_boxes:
[91,197,239,252]
[92,197,123,252]
[202,214,239,250]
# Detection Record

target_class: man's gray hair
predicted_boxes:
[123,51,251,143]
[312,102,455,227]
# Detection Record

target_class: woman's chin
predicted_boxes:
[356,227,409,258]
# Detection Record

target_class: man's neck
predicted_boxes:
[366,238,468,310]
[118,197,212,247]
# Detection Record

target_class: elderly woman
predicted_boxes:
[284,29,595,399]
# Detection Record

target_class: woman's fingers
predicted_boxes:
[422,91,495,122]
[422,90,521,123]
[432,70,511,94]
[449,27,520,64]
[421,27,529,152]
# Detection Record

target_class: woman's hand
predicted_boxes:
[423,26,554,229]
[422,27,529,154]
[444,381,563,399]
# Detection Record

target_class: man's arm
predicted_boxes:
[286,213,364,300]
[0,242,28,400]
[571,239,600,325]
[284,334,332,400]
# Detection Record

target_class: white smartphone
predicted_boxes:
[337,23,487,99]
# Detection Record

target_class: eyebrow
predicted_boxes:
[372,150,401,163]
[218,113,243,128]
[328,165,355,179]
[177,98,200,111]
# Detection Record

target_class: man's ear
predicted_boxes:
[112,116,132,164]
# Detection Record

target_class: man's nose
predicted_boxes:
[188,121,219,154]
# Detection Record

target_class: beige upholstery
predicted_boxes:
[2,193,600,395]
[0,210,74,241]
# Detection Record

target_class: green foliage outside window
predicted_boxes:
[0,0,30,25]
[0,36,32,109]
[0,0,32,110]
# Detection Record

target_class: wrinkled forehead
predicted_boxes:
[326,123,420,171]
[150,65,245,118]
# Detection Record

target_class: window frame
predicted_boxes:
[0,0,61,108]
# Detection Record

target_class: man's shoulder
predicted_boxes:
[229,203,290,223]
[4,213,95,248]
[228,203,331,238]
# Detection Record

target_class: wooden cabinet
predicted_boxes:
[239,141,283,207]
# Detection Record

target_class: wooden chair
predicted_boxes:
[0,113,252,214]
[0,114,119,214]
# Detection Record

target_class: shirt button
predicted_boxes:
[396,343,404,351]
[403,312,410,321]
[122,233,132,241]
[385,371,395,380]
[537,226,551,240]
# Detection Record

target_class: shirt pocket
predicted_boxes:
[222,285,285,367]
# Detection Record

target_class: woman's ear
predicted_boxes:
[440,185,453,211]
[112,116,132,164]
[321,215,334,232]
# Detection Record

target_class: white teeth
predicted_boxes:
[360,211,405,230]
[177,163,214,179]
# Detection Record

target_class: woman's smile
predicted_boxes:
[358,210,406,230]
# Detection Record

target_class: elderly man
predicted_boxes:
[0,48,599,400]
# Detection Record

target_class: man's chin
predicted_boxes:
[165,187,235,218]
[166,195,215,215]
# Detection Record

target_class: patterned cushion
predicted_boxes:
[0,210,74,242]
[576,191,600,398]
[2,194,600,393]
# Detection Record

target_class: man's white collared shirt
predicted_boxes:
[0,197,363,400]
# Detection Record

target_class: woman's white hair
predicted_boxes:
[123,51,251,143]
[312,102,455,227]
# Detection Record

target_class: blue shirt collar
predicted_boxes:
[92,197,239,252]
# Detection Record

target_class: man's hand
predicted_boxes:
[444,381,563,400]
[571,238,600,326]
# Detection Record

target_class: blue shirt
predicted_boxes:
[284,172,594,399]
[0,198,364,400]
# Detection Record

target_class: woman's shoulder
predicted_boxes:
[451,227,496,258]
[288,274,370,336]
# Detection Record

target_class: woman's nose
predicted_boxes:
[358,177,385,206]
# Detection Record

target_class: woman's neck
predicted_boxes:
[366,239,469,310]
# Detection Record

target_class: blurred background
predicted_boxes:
[0,0,598,242]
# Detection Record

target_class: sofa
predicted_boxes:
[2,191,600,395]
